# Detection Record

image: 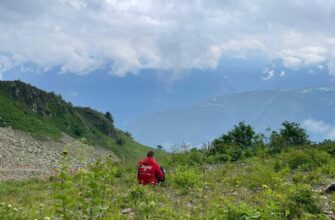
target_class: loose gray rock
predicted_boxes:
[120,208,134,215]
[0,127,117,180]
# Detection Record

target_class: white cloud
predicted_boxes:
[0,55,13,80]
[279,71,286,77]
[302,119,335,140]
[0,0,335,76]
[277,46,327,70]
[262,69,275,81]
[327,51,335,76]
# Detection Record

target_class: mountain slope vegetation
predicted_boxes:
[0,80,150,161]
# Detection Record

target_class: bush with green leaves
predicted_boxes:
[129,185,147,206]
[220,122,259,148]
[280,121,310,146]
[166,149,203,167]
[270,121,310,152]
[286,184,321,218]
[318,139,335,156]
[186,148,205,165]
[51,154,118,220]
[282,149,331,171]
[171,166,200,193]
[209,122,262,156]
[53,154,77,219]
[223,200,261,220]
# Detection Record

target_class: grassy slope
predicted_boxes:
[0,147,334,219]
[0,80,152,161]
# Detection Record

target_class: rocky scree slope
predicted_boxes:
[0,80,150,177]
[0,127,114,180]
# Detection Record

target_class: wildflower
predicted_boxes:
[13,208,18,212]
[7,204,12,208]
[44,216,51,220]
[150,201,156,206]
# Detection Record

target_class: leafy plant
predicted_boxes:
[171,166,200,193]
[286,184,321,218]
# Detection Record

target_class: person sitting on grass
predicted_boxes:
[137,151,165,185]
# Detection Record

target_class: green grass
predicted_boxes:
[0,94,61,139]
[0,147,334,219]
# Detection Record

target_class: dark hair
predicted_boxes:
[147,151,155,158]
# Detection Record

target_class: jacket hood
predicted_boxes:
[142,157,155,165]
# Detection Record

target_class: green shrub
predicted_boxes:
[285,149,331,171]
[292,173,306,184]
[273,159,286,172]
[321,163,335,177]
[309,150,331,168]
[213,153,231,162]
[286,150,312,170]
[187,149,205,165]
[208,122,264,161]
[130,185,147,205]
[241,163,282,190]
[279,121,310,146]
[223,200,261,220]
[74,126,84,136]
[286,184,321,218]
[306,169,322,185]
[53,155,77,219]
[116,137,125,145]
[205,155,216,164]
[171,166,200,193]
[318,140,335,156]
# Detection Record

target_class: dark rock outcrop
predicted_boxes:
[325,183,335,194]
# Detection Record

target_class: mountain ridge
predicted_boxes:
[125,86,335,147]
[0,80,151,161]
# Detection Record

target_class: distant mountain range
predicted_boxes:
[125,87,335,147]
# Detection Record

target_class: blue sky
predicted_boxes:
[2,56,333,128]
[0,0,335,129]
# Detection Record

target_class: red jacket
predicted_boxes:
[137,157,164,185]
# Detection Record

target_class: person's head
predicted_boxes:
[147,151,155,158]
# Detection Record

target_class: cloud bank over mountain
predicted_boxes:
[303,119,335,140]
[0,0,335,76]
